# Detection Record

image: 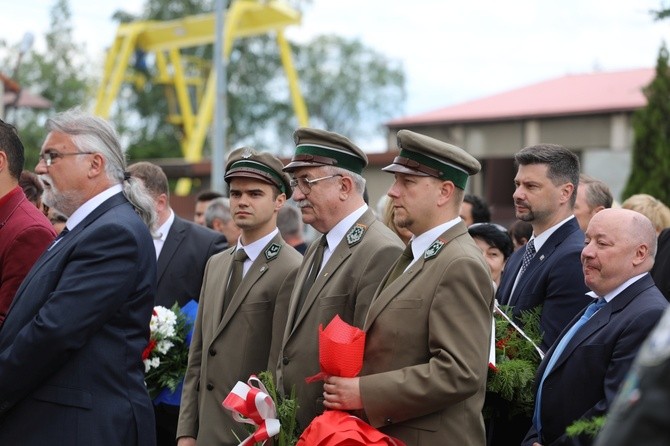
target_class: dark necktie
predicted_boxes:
[48,227,70,250]
[295,235,327,318]
[223,248,248,314]
[382,242,413,290]
[518,238,536,277]
[532,298,607,436]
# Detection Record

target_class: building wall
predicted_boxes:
[384,110,635,226]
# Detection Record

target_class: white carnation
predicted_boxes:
[156,340,174,354]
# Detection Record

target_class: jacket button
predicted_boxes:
[206,383,214,391]
[282,356,290,365]
[209,348,217,356]
[385,418,393,425]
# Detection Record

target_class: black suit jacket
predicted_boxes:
[497,218,591,351]
[0,192,157,446]
[523,274,668,446]
[155,215,227,307]
[651,228,670,301]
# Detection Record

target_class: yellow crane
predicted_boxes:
[94,0,309,194]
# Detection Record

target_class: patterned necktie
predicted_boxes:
[223,249,248,314]
[518,238,536,277]
[295,235,327,318]
[382,242,413,290]
[532,298,607,437]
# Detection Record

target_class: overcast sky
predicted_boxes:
[5,0,670,119]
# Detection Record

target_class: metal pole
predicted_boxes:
[211,0,227,193]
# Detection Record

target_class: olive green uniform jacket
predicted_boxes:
[270,208,404,429]
[360,221,494,446]
[177,233,301,445]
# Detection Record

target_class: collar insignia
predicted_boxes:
[424,239,446,259]
[346,223,367,246]
[264,243,281,260]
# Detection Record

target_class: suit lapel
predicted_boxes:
[497,252,522,305]
[216,235,282,334]
[548,275,653,373]
[8,193,129,313]
[509,219,580,305]
[209,248,235,336]
[284,243,316,336]
[286,209,377,335]
[364,255,425,330]
[157,216,186,283]
[364,222,463,330]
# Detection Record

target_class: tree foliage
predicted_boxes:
[622,42,670,206]
[3,0,405,166]
[111,0,405,158]
[1,0,92,168]
[295,35,405,147]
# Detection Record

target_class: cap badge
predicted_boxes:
[346,223,367,246]
[424,239,446,259]
[264,243,282,260]
[242,147,253,159]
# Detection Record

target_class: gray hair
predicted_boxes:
[580,174,613,210]
[277,204,303,237]
[46,108,156,229]
[204,197,232,229]
[322,165,366,196]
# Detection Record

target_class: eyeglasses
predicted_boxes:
[39,151,95,167]
[289,174,342,195]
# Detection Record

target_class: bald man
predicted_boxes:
[524,209,668,446]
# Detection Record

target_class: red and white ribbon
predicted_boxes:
[222,375,280,446]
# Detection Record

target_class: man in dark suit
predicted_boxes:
[497,144,591,352]
[524,208,668,446]
[127,161,227,446]
[0,119,55,327]
[323,130,494,446]
[271,128,404,429]
[177,148,302,446]
[651,227,669,301]
[594,306,670,446]
[127,161,227,309]
[0,109,157,445]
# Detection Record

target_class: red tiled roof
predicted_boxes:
[388,68,655,126]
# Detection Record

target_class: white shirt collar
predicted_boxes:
[323,204,368,252]
[586,272,648,303]
[65,184,123,231]
[156,209,175,242]
[407,216,462,266]
[236,227,279,275]
[530,215,576,252]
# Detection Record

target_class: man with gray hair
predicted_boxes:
[0,109,157,445]
[270,128,404,429]
[204,197,240,247]
[573,173,614,232]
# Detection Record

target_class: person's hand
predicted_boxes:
[532,442,543,446]
[323,376,363,410]
[177,436,196,446]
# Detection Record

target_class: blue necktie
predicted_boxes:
[532,298,607,437]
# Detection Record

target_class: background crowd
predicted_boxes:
[0,109,669,446]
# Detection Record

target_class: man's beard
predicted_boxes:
[42,188,83,218]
